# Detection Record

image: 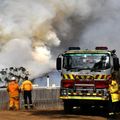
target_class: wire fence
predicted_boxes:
[0,88,9,110]
[0,87,63,110]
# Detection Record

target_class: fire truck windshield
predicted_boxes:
[63,53,110,70]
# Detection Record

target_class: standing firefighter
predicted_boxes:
[20,76,33,109]
[108,72,119,117]
[7,77,20,110]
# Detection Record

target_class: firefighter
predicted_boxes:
[20,76,33,109]
[93,56,109,69]
[108,72,119,117]
[7,77,20,110]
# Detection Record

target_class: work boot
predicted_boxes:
[109,112,114,116]
[25,106,28,110]
[108,112,116,120]
[14,107,19,111]
[30,105,34,109]
[9,107,14,111]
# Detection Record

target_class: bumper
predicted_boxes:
[60,96,109,100]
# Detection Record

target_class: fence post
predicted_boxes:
[47,75,50,88]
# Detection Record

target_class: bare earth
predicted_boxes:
[0,109,108,120]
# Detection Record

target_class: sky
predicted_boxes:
[0,0,120,79]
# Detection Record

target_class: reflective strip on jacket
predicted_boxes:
[21,80,32,91]
[7,81,20,97]
[109,80,119,102]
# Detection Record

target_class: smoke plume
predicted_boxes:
[0,0,119,78]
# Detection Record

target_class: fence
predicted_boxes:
[0,88,9,110]
[0,87,63,110]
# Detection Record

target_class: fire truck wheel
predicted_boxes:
[64,101,73,114]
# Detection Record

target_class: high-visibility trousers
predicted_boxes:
[9,97,20,110]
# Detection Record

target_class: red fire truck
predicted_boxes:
[56,47,120,113]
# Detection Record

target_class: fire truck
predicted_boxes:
[56,47,120,113]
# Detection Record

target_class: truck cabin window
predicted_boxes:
[63,53,110,71]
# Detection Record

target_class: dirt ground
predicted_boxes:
[0,108,109,120]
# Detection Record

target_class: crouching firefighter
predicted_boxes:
[7,77,20,110]
[108,72,119,117]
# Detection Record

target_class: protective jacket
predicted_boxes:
[7,81,20,97]
[109,80,119,102]
[21,80,32,91]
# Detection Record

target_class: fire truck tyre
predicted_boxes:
[97,103,109,116]
[64,101,73,114]
[80,105,90,113]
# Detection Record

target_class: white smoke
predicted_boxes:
[0,0,61,78]
[0,0,119,78]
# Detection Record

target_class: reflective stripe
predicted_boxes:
[101,75,105,79]
[24,104,28,107]
[60,96,108,100]
[30,104,33,107]
[109,112,114,115]
[69,74,74,80]
[75,84,94,87]
[94,74,107,80]
[63,74,111,80]
[63,74,68,79]
[76,75,80,79]
[63,74,74,80]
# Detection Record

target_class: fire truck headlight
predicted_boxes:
[61,89,67,96]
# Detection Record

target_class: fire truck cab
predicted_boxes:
[56,47,120,113]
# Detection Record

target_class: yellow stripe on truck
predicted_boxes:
[60,96,108,100]
[63,74,111,80]
[94,74,109,80]
[69,74,74,80]
[63,74,68,79]
[63,74,74,80]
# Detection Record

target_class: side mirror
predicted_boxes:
[56,58,62,70]
[113,57,119,71]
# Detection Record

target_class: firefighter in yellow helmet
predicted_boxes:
[108,72,119,117]
[20,76,33,109]
[7,77,20,110]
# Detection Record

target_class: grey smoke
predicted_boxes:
[80,0,120,56]
[0,0,119,78]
